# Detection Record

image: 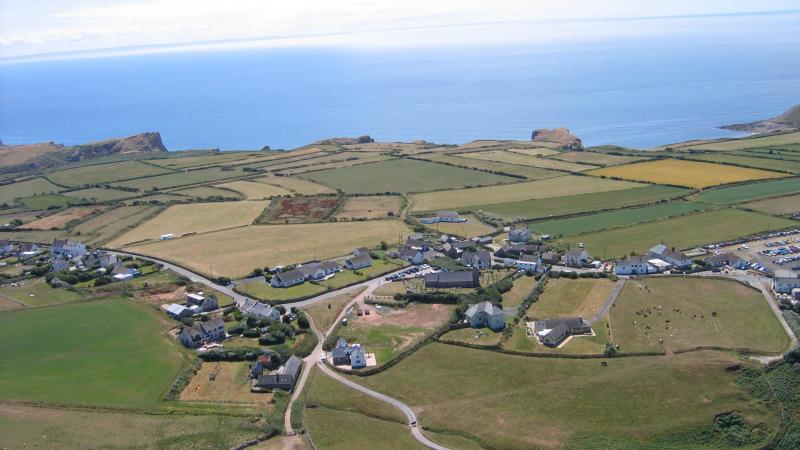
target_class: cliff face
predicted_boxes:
[721,104,800,134]
[531,128,583,150]
[0,132,168,174]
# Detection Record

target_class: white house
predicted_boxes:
[51,239,87,257]
[178,318,226,348]
[773,270,800,294]
[298,261,340,280]
[270,269,306,287]
[461,251,492,270]
[648,244,692,269]
[514,254,538,272]
[345,253,372,270]
[563,249,589,267]
[465,301,505,330]
[507,226,531,243]
[237,297,281,321]
[614,255,654,275]
[420,211,467,224]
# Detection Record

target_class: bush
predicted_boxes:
[93,276,113,286]
[494,278,513,294]
[297,311,310,329]
[243,328,261,338]
[276,305,286,314]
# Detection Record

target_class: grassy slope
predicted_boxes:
[530,278,614,319]
[356,344,777,449]
[743,194,800,215]
[0,178,61,203]
[565,209,797,259]
[610,277,790,354]
[694,177,800,204]
[0,298,187,407]
[47,160,173,187]
[0,278,87,307]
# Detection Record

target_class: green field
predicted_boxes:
[611,277,790,354]
[530,278,614,319]
[531,201,712,236]
[459,150,596,172]
[0,298,187,407]
[301,158,518,194]
[0,177,61,203]
[694,177,800,204]
[173,185,244,199]
[237,279,327,302]
[112,167,248,191]
[20,194,79,210]
[478,185,687,221]
[0,278,87,307]
[72,205,162,245]
[743,194,800,215]
[356,344,777,449]
[64,187,142,201]
[501,274,537,309]
[566,209,797,259]
[549,151,650,166]
[47,161,174,187]
[687,153,800,174]
[503,314,612,355]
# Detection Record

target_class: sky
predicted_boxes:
[1,0,799,61]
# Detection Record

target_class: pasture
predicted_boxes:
[302,158,518,194]
[610,277,790,354]
[439,326,504,347]
[0,298,187,407]
[334,195,402,220]
[411,175,641,212]
[237,279,327,302]
[64,187,141,201]
[743,194,800,215]
[414,153,563,179]
[693,177,800,204]
[0,177,61,203]
[422,214,495,238]
[256,175,335,195]
[46,160,173,187]
[506,147,562,157]
[530,278,615,319]
[217,180,291,199]
[20,194,78,210]
[127,220,411,278]
[588,158,786,189]
[147,151,266,169]
[565,209,796,259]
[687,153,800,174]
[173,185,243,199]
[473,185,686,221]
[304,287,366,331]
[502,314,612,355]
[460,150,595,171]
[501,274,537,309]
[72,205,162,245]
[108,200,267,247]
[549,151,650,166]
[24,206,100,230]
[112,167,247,191]
[356,344,778,449]
[531,201,712,236]
[284,154,394,175]
[0,278,87,307]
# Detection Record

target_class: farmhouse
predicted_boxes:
[178,318,226,348]
[249,354,273,378]
[345,253,373,270]
[420,211,467,224]
[461,251,492,269]
[270,269,306,287]
[541,251,560,265]
[0,239,13,255]
[563,249,589,267]
[535,317,592,347]
[615,255,654,275]
[704,252,750,269]
[330,338,367,369]
[773,270,800,294]
[465,301,505,330]
[649,244,692,269]
[237,298,281,321]
[51,238,87,257]
[508,225,531,243]
[425,267,480,289]
[256,355,302,391]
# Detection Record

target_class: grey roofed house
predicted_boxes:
[540,251,559,264]
[461,250,492,269]
[405,238,428,250]
[256,355,302,391]
[465,301,505,330]
[331,338,358,366]
[424,267,480,289]
[237,297,280,321]
[349,345,367,368]
[495,243,546,258]
[508,225,531,243]
[345,253,372,270]
[535,317,592,347]
[451,240,477,250]
[353,247,370,256]
[271,268,306,287]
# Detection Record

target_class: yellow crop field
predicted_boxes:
[334,195,403,219]
[217,180,291,199]
[255,176,336,195]
[423,214,495,238]
[459,150,594,171]
[108,200,267,246]
[506,148,562,157]
[411,176,642,211]
[588,159,787,189]
[126,220,411,278]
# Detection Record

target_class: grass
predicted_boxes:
[301,158,518,194]
[549,151,650,166]
[108,200,267,247]
[502,314,612,355]
[47,160,173,187]
[411,175,642,212]
[356,344,778,449]
[531,201,712,236]
[610,277,791,354]
[317,270,366,289]
[64,187,142,201]
[304,287,365,331]
[24,206,100,230]
[0,404,263,449]
[743,194,800,215]
[334,195,403,220]
[305,367,405,422]
[112,167,248,191]
[72,205,162,245]
[20,194,79,210]
[439,326,504,347]
[217,180,292,199]
[501,274,537,309]
[237,279,327,302]
[256,175,336,195]
[687,153,800,174]
[677,131,800,151]
[476,185,687,221]
[588,159,787,189]
[0,298,188,407]
[0,278,87,307]
[0,177,61,204]
[173,185,243,199]
[565,208,797,259]
[459,150,596,171]
[693,177,800,204]
[125,220,411,278]
[180,361,272,405]
[530,278,614,319]
[148,151,267,169]
[414,153,563,179]
[421,214,495,238]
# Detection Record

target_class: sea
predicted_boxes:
[1,26,799,150]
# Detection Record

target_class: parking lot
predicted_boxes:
[713,229,800,274]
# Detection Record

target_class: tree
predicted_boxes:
[297,312,310,329]
[380,240,388,250]
[604,342,617,357]
[276,305,286,314]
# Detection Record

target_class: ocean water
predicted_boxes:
[1,35,799,150]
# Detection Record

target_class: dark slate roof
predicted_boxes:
[347,254,372,266]
[424,270,474,284]
[281,355,302,379]
[275,269,305,282]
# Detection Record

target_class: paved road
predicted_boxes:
[589,278,625,324]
